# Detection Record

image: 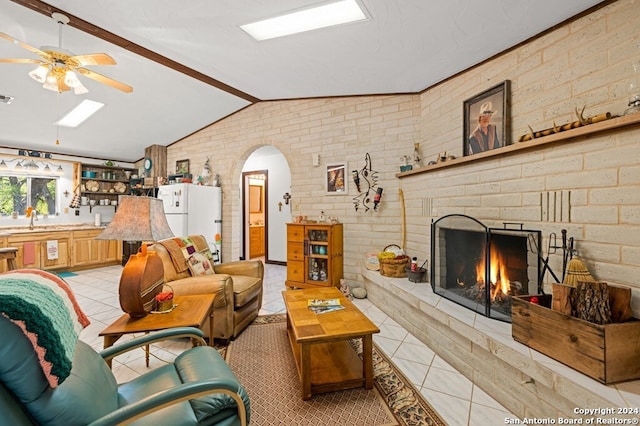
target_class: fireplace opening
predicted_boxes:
[430,214,541,322]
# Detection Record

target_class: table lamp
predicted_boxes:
[97,196,174,317]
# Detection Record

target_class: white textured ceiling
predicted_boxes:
[0,0,605,161]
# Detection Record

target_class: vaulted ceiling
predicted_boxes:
[0,0,606,162]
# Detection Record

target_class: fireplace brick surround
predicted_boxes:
[362,269,638,421]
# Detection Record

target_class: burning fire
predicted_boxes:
[475,249,511,301]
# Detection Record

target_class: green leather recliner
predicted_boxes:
[0,316,250,426]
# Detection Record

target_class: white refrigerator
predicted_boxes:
[157,184,222,260]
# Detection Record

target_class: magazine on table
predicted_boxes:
[307,298,342,307]
[308,305,345,314]
[307,298,343,314]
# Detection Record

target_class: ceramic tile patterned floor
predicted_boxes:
[70,263,513,425]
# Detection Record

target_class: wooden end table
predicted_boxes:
[282,287,380,400]
[99,294,215,368]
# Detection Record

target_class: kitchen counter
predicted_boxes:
[0,224,105,235]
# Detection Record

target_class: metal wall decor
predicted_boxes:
[351,153,382,212]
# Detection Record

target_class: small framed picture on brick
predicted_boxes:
[326,163,347,195]
[176,159,190,174]
[463,80,510,156]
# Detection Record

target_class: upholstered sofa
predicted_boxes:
[149,235,264,340]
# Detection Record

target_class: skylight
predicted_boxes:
[54,99,104,128]
[240,0,368,41]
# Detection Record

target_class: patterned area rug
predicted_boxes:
[226,314,445,426]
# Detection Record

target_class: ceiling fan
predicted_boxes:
[0,12,132,94]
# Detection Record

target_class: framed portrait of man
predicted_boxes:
[463,80,511,156]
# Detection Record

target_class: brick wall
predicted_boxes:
[168,0,640,299]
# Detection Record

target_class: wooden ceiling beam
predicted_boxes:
[11,0,261,103]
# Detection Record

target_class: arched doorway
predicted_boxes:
[241,146,291,264]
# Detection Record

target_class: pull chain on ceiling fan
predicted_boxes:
[0,12,133,94]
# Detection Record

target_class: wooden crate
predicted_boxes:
[512,294,640,384]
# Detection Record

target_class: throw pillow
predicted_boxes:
[187,249,215,276]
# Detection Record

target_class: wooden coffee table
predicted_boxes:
[282,287,380,400]
[100,294,215,368]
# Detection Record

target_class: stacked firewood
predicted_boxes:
[552,281,633,325]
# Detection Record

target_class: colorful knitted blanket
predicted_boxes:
[0,269,90,388]
[158,235,209,273]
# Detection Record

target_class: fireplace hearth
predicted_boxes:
[430,214,541,322]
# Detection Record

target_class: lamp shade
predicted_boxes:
[97,196,174,242]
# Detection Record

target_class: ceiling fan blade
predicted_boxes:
[0,58,44,64]
[70,53,117,66]
[0,32,49,58]
[77,68,133,93]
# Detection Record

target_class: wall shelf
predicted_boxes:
[80,163,136,208]
[397,113,640,178]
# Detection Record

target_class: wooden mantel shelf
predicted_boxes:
[397,113,640,178]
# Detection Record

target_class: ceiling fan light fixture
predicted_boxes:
[43,73,59,92]
[73,82,89,95]
[64,70,81,88]
[65,70,89,94]
[29,65,49,83]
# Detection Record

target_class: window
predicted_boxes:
[0,175,58,217]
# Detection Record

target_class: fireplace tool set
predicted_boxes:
[528,229,575,287]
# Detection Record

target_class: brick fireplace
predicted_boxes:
[430,214,541,322]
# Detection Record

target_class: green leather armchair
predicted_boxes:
[0,316,249,425]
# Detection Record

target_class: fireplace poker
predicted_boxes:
[560,230,576,281]
[561,229,568,281]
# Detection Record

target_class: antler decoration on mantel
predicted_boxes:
[352,153,381,212]
[518,106,612,142]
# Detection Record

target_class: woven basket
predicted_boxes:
[379,244,409,278]
[154,284,175,313]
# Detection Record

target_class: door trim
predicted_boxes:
[242,170,268,260]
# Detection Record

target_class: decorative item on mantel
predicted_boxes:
[399,155,412,172]
[624,60,640,115]
[518,106,613,142]
[413,142,421,166]
[426,151,456,166]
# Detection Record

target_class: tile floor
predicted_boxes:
[70,263,513,425]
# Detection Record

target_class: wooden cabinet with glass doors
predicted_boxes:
[285,223,343,289]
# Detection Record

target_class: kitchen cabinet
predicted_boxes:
[249,226,265,258]
[71,229,120,267]
[285,223,343,289]
[0,227,122,272]
[80,163,137,210]
[6,232,70,270]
